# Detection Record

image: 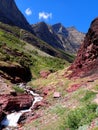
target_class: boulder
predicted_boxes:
[40,70,50,78]
[53,92,61,98]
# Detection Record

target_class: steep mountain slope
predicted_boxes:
[69,17,98,78]
[52,23,85,53]
[0,22,72,82]
[32,22,64,50]
[32,22,85,53]
[0,0,34,34]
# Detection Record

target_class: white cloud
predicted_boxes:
[39,12,52,20]
[25,8,32,16]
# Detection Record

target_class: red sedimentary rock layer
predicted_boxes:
[0,93,33,122]
[68,18,98,78]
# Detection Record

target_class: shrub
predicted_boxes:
[80,91,96,102]
[60,103,98,130]
[13,85,24,93]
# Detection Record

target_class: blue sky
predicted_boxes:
[15,0,98,33]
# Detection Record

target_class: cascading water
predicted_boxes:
[0,84,43,128]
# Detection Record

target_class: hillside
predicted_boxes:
[0,22,74,83]
[0,0,34,34]
[22,18,98,130]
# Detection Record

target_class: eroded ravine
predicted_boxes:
[0,83,43,129]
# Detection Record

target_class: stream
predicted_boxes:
[0,84,43,128]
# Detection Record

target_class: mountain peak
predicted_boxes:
[0,0,34,33]
[53,23,62,27]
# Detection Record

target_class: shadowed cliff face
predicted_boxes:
[32,22,85,54]
[69,18,98,78]
[0,0,34,34]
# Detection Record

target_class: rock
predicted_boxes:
[66,84,81,92]
[0,93,33,121]
[32,100,49,110]
[68,17,98,78]
[40,70,51,78]
[0,62,32,83]
[32,22,85,54]
[53,92,61,98]
[0,0,34,34]
[18,112,34,125]
[43,89,49,95]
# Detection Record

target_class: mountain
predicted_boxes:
[0,0,34,34]
[32,22,64,50]
[32,22,85,53]
[69,17,98,78]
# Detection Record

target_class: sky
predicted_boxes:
[15,0,98,33]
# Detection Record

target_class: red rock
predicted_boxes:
[66,84,81,92]
[0,93,33,122]
[68,17,98,78]
[32,100,49,110]
[43,89,49,95]
[53,92,61,98]
[40,70,50,78]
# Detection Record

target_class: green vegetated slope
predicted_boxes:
[25,70,98,130]
[0,22,74,79]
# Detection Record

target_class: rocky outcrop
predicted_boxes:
[0,63,32,83]
[52,23,85,53]
[32,22,64,50]
[40,70,51,78]
[0,0,34,34]
[32,22,85,54]
[0,93,33,122]
[68,17,98,78]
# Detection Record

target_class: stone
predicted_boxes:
[66,84,81,92]
[40,70,50,78]
[53,92,60,98]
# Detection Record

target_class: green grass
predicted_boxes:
[80,90,96,102]
[0,22,72,79]
[60,103,98,130]
[13,85,25,93]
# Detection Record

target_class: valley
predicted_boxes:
[0,0,98,130]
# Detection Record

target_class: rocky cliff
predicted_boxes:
[0,0,34,33]
[0,93,33,122]
[32,22,64,50]
[69,17,98,78]
[32,22,85,53]
[52,23,85,53]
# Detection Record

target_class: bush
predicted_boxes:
[80,91,96,102]
[61,103,98,130]
[13,85,24,93]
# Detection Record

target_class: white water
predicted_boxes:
[1,87,43,127]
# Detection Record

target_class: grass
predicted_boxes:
[80,90,96,102]
[0,22,73,79]
[13,85,25,93]
[60,103,98,130]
